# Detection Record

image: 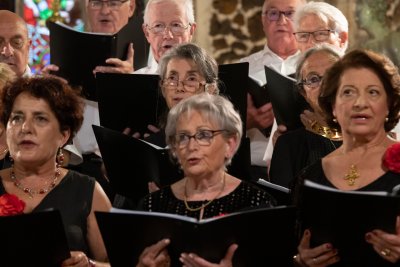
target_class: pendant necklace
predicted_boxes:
[344,164,359,186]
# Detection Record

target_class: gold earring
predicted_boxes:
[385,117,389,122]
[56,147,64,167]
[333,118,337,123]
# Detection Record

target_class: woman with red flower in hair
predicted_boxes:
[292,49,400,267]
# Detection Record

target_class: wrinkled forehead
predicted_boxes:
[0,21,29,40]
[147,1,188,24]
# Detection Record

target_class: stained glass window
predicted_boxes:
[22,0,84,73]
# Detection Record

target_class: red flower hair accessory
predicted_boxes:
[383,143,400,173]
[0,194,25,216]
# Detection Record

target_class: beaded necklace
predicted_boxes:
[11,165,60,199]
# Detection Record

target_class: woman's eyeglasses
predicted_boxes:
[299,74,323,89]
[175,130,228,148]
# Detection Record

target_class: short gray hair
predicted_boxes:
[165,93,242,166]
[143,0,195,25]
[158,43,218,86]
[294,1,349,51]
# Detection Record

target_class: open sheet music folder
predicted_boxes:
[218,62,252,180]
[95,72,165,136]
[96,205,297,267]
[92,125,182,205]
[300,179,400,266]
[0,209,70,266]
[48,15,149,101]
[265,66,309,131]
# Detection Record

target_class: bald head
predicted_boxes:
[0,10,28,38]
[0,10,31,77]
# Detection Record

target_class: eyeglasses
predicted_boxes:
[162,77,206,92]
[88,0,129,10]
[263,9,295,21]
[299,74,323,89]
[175,130,228,148]
[146,23,191,35]
[293,29,335,43]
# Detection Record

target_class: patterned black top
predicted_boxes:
[138,180,275,219]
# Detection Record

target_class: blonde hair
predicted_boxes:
[0,63,17,90]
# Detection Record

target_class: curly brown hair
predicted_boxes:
[0,76,85,144]
[318,49,400,132]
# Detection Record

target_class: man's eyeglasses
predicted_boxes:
[175,130,228,148]
[293,29,335,43]
[299,74,323,89]
[162,77,206,92]
[263,9,295,21]
[88,0,129,10]
[146,23,191,35]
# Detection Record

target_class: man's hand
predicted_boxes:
[246,93,274,130]
[93,43,134,74]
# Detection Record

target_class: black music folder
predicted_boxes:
[255,178,291,206]
[248,76,270,108]
[96,205,297,267]
[48,15,149,101]
[218,62,252,180]
[92,125,182,204]
[0,209,70,266]
[218,62,248,132]
[265,66,309,131]
[299,180,400,266]
[95,72,166,136]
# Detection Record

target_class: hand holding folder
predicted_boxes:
[299,180,400,266]
[47,15,149,101]
[96,206,297,267]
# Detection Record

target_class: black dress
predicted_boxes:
[0,170,95,255]
[138,181,276,219]
[269,128,341,188]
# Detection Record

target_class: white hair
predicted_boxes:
[143,0,195,25]
[294,1,349,51]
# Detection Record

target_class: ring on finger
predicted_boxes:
[312,257,318,263]
[381,248,391,256]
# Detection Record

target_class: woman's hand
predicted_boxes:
[365,216,400,263]
[272,124,287,146]
[179,243,238,267]
[296,229,339,267]
[136,238,171,267]
[61,251,91,267]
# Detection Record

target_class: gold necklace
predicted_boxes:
[311,121,342,141]
[11,165,61,198]
[183,172,226,212]
[342,138,387,186]
[344,164,359,186]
